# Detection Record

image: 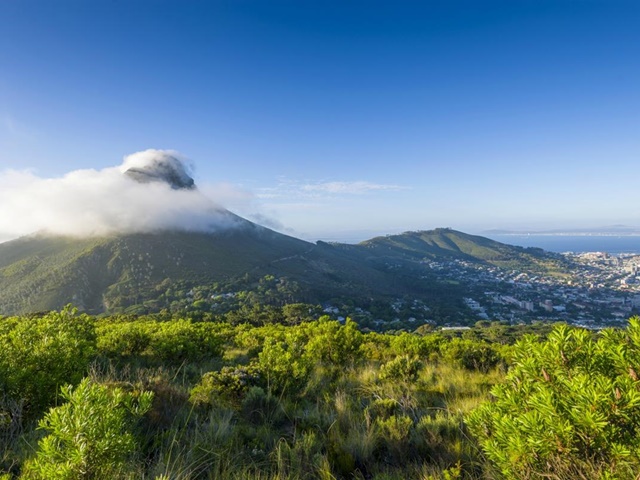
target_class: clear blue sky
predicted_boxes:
[1,1,639,241]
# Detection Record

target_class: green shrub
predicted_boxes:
[0,307,96,416]
[241,386,285,427]
[467,319,640,479]
[441,338,501,373]
[366,398,400,420]
[97,319,226,363]
[379,355,422,382]
[256,336,311,394]
[95,321,151,358]
[375,414,414,463]
[389,332,443,358]
[21,378,153,479]
[190,365,260,409]
[304,317,364,366]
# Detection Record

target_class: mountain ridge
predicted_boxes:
[0,223,570,316]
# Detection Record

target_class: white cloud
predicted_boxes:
[248,178,411,240]
[0,149,240,241]
[0,150,413,243]
[255,179,409,200]
[301,181,408,194]
[200,182,255,210]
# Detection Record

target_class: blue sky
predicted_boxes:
[1,1,639,242]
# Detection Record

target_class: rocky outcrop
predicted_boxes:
[124,155,195,190]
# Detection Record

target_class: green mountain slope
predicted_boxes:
[0,222,311,314]
[355,228,569,273]
[0,226,570,315]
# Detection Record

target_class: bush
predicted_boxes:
[441,338,501,373]
[0,307,96,416]
[22,378,153,479]
[256,336,312,394]
[379,355,422,383]
[304,317,364,366]
[375,414,414,463]
[467,319,640,479]
[96,319,226,363]
[190,365,260,409]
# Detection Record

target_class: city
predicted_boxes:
[429,251,640,328]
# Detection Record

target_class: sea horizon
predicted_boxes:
[486,234,640,255]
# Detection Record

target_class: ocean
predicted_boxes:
[485,235,640,255]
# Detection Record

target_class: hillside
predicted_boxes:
[355,227,570,273]
[0,221,311,314]
[0,226,571,316]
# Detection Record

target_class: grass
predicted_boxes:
[127,357,499,479]
[0,312,515,479]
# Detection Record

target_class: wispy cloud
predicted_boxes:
[301,181,408,194]
[247,178,411,239]
[256,179,410,200]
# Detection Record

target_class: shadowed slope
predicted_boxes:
[0,219,311,314]
[0,226,571,315]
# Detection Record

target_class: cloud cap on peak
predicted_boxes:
[0,149,238,242]
[122,149,195,190]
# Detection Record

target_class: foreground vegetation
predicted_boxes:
[1,307,640,479]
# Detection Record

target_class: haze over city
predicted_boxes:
[1,1,639,242]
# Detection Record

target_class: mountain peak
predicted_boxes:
[124,155,195,190]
